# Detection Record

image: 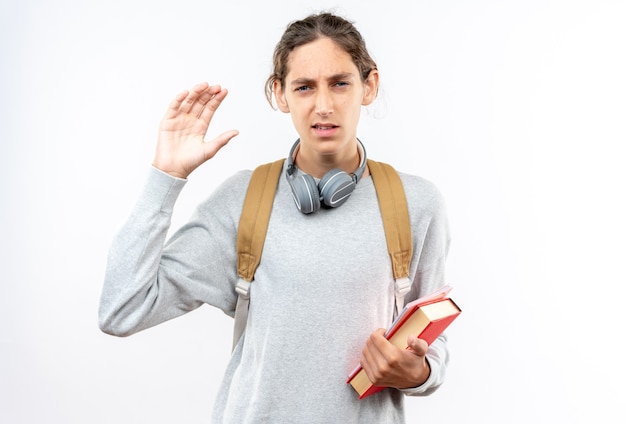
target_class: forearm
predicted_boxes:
[98,167,187,336]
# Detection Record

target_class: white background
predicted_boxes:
[2,0,625,423]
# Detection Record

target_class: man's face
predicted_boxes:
[275,37,378,165]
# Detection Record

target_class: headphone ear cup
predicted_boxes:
[288,174,321,214]
[319,169,356,208]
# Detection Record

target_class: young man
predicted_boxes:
[100,12,451,423]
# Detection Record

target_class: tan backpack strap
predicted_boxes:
[233,158,284,351]
[237,159,285,281]
[367,159,413,316]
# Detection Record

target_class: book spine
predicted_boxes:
[419,313,460,345]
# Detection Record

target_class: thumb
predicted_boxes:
[202,129,239,161]
[407,335,428,356]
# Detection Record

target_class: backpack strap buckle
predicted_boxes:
[235,278,251,299]
[394,277,412,318]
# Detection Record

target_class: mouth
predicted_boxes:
[312,123,339,130]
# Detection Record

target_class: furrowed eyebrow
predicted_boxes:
[328,73,355,82]
[290,73,356,87]
[290,78,316,87]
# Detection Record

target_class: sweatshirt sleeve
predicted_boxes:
[98,167,244,337]
[399,174,452,396]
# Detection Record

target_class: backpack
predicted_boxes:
[232,159,413,350]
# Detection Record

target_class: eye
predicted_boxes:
[295,85,312,92]
[331,79,352,89]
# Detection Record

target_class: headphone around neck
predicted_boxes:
[285,138,367,214]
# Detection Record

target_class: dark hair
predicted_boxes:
[264,13,378,107]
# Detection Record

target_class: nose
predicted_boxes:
[315,88,333,116]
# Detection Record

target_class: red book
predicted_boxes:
[346,285,461,399]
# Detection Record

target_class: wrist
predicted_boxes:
[400,357,431,389]
[152,161,189,179]
[151,164,188,180]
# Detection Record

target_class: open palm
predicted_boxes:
[153,82,239,178]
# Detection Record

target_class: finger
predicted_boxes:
[360,330,390,381]
[359,345,377,381]
[179,82,212,115]
[163,90,190,120]
[189,84,225,119]
[367,329,391,357]
[197,87,229,123]
[196,84,223,106]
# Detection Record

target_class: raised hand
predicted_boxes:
[153,82,239,179]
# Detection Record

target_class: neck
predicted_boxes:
[293,139,363,179]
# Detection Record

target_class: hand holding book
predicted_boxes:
[347,285,461,399]
[359,327,432,390]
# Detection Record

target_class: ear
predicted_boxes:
[361,70,380,106]
[274,80,290,113]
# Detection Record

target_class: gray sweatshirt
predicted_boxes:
[99,162,451,423]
